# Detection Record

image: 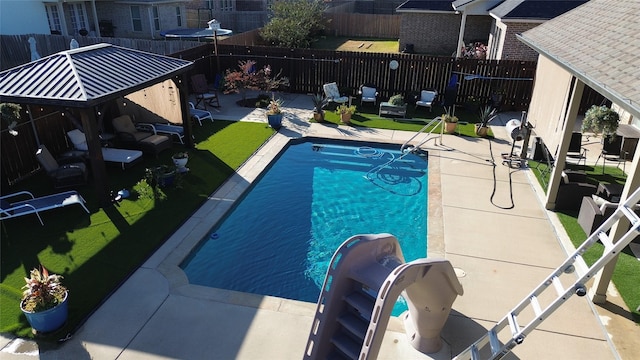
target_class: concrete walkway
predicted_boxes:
[1,92,638,359]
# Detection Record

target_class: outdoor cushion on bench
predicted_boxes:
[0,190,89,226]
[136,122,185,144]
[67,130,143,169]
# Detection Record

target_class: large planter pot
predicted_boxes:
[444,122,457,134]
[313,112,324,123]
[340,113,352,124]
[475,124,489,137]
[21,291,68,333]
[267,114,283,130]
[172,156,189,173]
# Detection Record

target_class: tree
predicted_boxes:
[260,0,326,48]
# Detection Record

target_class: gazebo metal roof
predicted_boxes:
[0,43,193,107]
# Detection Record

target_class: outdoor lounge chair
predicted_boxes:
[595,135,628,173]
[191,73,220,110]
[566,132,587,166]
[136,122,185,144]
[67,129,143,170]
[112,115,172,156]
[358,85,378,106]
[36,145,88,189]
[323,82,349,105]
[415,90,437,112]
[189,102,214,126]
[0,190,89,226]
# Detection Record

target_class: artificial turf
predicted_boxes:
[0,120,274,339]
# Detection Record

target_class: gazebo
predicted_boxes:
[0,43,194,204]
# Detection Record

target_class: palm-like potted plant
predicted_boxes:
[266,97,284,130]
[311,93,328,122]
[20,266,69,333]
[581,105,620,139]
[336,104,357,124]
[475,106,497,137]
[441,109,459,134]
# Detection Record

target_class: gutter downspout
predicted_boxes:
[455,11,467,58]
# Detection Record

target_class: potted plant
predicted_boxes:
[475,106,497,137]
[388,94,405,107]
[172,151,189,173]
[20,266,69,333]
[336,104,357,124]
[147,165,177,188]
[311,93,328,122]
[266,97,284,130]
[441,110,459,134]
[1,102,22,136]
[581,105,620,139]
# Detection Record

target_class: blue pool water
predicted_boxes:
[181,139,428,315]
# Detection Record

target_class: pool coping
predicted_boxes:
[146,130,440,332]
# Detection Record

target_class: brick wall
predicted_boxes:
[502,22,539,61]
[400,13,460,56]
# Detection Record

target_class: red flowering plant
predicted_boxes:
[223,60,289,101]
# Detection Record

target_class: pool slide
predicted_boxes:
[304,233,463,360]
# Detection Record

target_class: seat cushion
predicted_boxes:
[112,115,137,133]
[362,86,376,98]
[67,129,89,151]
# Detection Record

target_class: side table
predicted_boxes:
[379,102,407,118]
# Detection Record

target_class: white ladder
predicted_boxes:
[454,186,640,360]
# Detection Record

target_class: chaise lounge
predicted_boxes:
[0,190,89,226]
[112,115,172,156]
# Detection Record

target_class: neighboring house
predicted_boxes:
[517,0,639,305]
[95,0,189,40]
[488,0,588,60]
[395,0,585,60]
[0,0,55,35]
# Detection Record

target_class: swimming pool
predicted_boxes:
[181,139,428,314]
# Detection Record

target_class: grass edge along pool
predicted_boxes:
[180,138,429,315]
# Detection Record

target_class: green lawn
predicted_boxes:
[312,36,399,53]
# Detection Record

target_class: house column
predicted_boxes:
[455,12,467,58]
[545,77,584,209]
[90,0,100,37]
[57,2,69,36]
[176,74,194,148]
[591,136,640,303]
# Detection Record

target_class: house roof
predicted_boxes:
[518,0,640,119]
[490,0,588,21]
[396,0,455,13]
[0,43,193,108]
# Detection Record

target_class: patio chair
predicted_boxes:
[0,190,89,226]
[323,82,349,105]
[191,73,220,110]
[415,90,437,112]
[112,115,172,156]
[358,85,378,106]
[189,102,214,126]
[566,132,587,166]
[35,145,88,189]
[67,129,143,170]
[595,135,628,173]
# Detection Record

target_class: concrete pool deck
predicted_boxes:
[2,92,638,359]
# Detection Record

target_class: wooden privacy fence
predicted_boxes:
[185,44,537,111]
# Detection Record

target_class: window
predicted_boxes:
[45,4,61,33]
[220,0,233,12]
[153,6,160,31]
[176,7,182,27]
[69,3,88,35]
[131,6,142,32]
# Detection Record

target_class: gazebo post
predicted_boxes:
[80,108,110,206]
[176,74,194,148]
